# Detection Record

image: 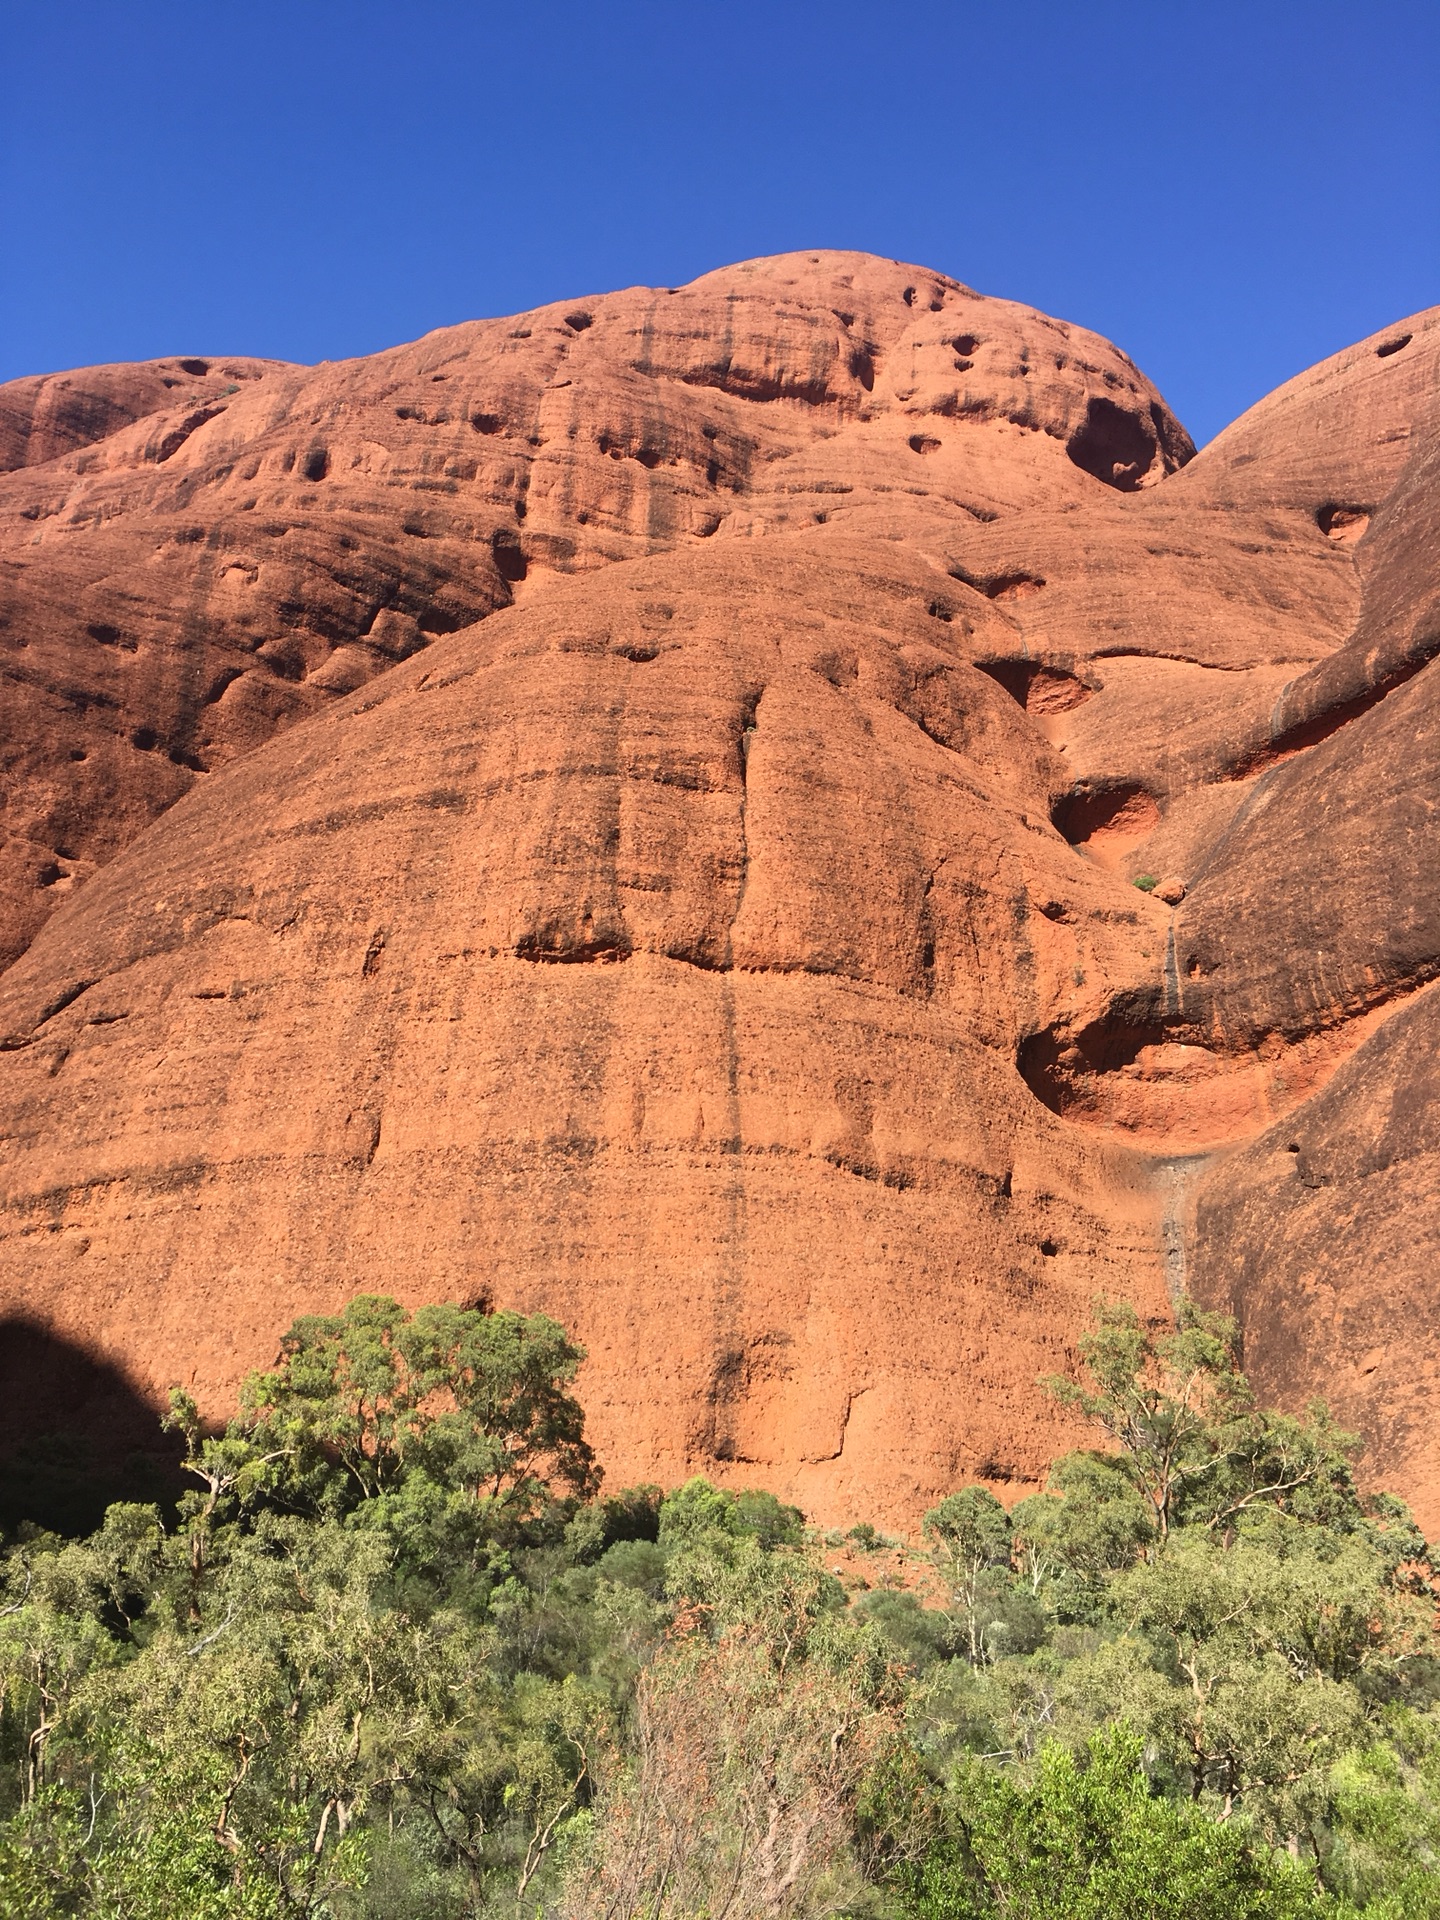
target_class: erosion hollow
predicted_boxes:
[1017,1009,1170,1118]
[1052,781,1160,850]
[977,659,1094,715]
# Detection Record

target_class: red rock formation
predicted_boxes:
[0,252,1435,1529]
[0,255,1189,972]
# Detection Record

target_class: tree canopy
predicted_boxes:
[0,1290,1437,1916]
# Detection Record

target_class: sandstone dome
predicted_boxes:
[1,252,1436,1527]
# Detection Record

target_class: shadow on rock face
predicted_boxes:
[0,1318,184,1536]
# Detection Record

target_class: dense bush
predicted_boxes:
[1,1292,1437,1915]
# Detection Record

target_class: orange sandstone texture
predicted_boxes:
[0,253,1436,1529]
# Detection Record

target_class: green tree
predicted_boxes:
[241,1296,597,1526]
[1323,1721,1440,1913]
[1010,1452,1152,1614]
[922,1489,1018,1666]
[1042,1299,1375,1547]
[656,1477,805,1555]
[0,1523,139,1808]
[894,1726,1329,1919]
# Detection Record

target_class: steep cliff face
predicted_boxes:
[0,253,1436,1528]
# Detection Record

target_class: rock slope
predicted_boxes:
[0,253,1436,1528]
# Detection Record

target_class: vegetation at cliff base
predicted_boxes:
[2,1292,1439,1916]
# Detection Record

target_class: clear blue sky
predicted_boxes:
[3,1,1436,444]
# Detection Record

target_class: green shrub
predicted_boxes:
[895,1727,1329,1918]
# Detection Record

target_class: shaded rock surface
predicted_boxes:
[0,252,1436,1528]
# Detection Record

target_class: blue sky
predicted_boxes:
[3,1,1436,443]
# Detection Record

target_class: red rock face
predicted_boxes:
[0,252,1436,1529]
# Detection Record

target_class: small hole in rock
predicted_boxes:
[491,532,527,583]
[302,447,329,482]
[565,311,593,332]
[259,645,305,682]
[203,668,243,704]
[908,433,941,455]
[1316,502,1370,543]
[955,567,1046,602]
[1039,1239,1059,1257]
[177,358,210,376]
[902,286,915,307]
[86,622,131,649]
[131,728,158,752]
[1375,334,1412,358]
